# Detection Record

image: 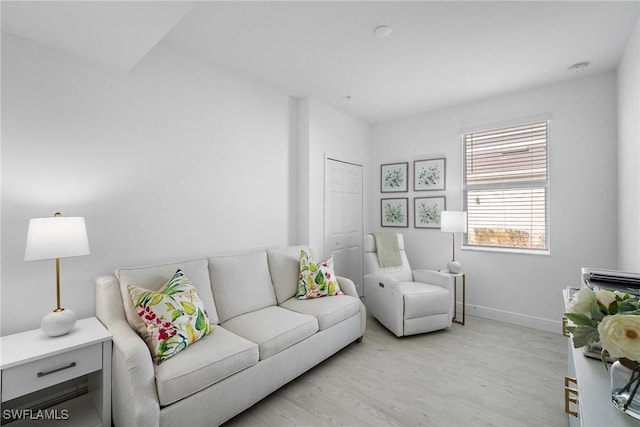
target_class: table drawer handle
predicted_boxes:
[562,316,570,337]
[379,282,385,288]
[564,376,579,418]
[37,362,77,378]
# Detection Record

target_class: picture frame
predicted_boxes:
[381,162,409,193]
[381,198,409,228]
[414,196,446,229]
[414,158,446,191]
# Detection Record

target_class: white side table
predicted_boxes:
[0,317,112,426]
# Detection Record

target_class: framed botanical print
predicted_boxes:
[381,162,409,193]
[381,198,409,227]
[414,158,446,191]
[414,196,446,228]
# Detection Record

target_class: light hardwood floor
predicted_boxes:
[223,312,569,427]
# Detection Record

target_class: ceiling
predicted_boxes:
[2,1,639,123]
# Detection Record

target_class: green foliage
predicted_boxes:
[384,168,404,189]
[384,202,405,223]
[471,227,545,249]
[181,301,196,315]
[195,309,207,331]
[417,202,440,224]
[417,165,440,187]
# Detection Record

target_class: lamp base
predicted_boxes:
[447,260,462,274]
[41,308,76,337]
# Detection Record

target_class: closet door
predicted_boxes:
[324,158,364,296]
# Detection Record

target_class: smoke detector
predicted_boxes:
[373,25,392,38]
[568,62,590,74]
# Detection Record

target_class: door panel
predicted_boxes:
[325,158,364,296]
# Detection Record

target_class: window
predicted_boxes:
[462,120,549,252]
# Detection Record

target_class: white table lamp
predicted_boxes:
[441,211,467,274]
[25,212,90,336]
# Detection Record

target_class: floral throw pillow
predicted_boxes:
[295,249,342,300]
[128,269,213,364]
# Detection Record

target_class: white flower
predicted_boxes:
[568,288,596,316]
[598,314,640,361]
[614,290,629,299]
[594,289,618,309]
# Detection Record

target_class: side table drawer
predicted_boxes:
[1,343,102,402]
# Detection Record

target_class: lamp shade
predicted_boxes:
[441,211,467,233]
[25,216,90,261]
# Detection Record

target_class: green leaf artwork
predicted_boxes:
[417,202,440,224]
[414,197,444,228]
[381,163,407,192]
[417,164,441,187]
[384,168,404,189]
[384,202,404,223]
[415,159,445,191]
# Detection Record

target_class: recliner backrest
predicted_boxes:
[364,233,413,282]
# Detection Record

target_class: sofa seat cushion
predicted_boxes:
[222,306,318,360]
[280,295,361,331]
[154,326,258,406]
[399,281,450,319]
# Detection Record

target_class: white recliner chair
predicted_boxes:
[364,233,454,337]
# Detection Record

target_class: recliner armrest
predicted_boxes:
[412,270,455,322]
[364,273,406,297]
[412,269,454,294]
[364,273,406,336]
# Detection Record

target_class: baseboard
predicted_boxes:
[459,302,562,334]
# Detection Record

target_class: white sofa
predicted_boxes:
[95,245,366,427]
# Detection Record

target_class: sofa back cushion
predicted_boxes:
[267,245,309,304]
[116,259,219,333]
[208,250,277,323]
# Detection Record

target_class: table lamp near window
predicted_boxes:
[24,212,90,337]
[441,211,467,274]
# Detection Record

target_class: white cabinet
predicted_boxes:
[563,288,640,427]
[566,341,639,426]
[0,317,111,426]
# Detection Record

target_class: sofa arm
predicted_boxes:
[337,276,366,336]
[336,276,358,298]
[95,274,160,426]
[364,273,405,337]
[109,320,160,427]
[95,275,127,329]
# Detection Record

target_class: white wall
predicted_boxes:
[1,33,297,335]
[617,17,640,272]
[298,97,370,258]
[370,73,618,332]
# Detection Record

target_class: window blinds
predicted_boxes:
[463,121,548,251]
